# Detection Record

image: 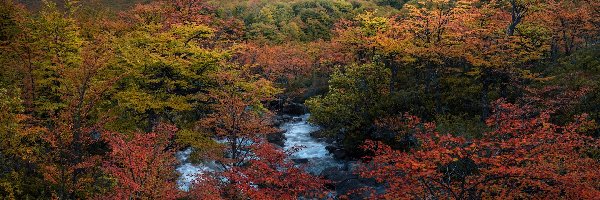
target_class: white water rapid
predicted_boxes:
[175,113,340,190]
[280,114,342,175]
[175,149,210,191]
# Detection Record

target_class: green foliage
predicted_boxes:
[108,23,227,132]
[176,128,222,163]
[356,11,388,36]
[31,1,83,115]
[0,1,23,87]
[434,114,488,138]
[0,88,47,199]
[374,0,409,9]
[542,45,600,136]
[1,0,599,198]
[215,0,363,42]
[306,62,391,139]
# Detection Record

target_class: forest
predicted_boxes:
[0,0,599,199]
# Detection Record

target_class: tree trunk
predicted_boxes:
[507,0,525,36]
[499,73,509,99]
[146,110,158,133]
[385,57,399,93]
[481,71,491,121]
[434,68,442,115]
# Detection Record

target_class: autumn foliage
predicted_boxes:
[1,0,599,199]
[190,142,327,199]
[191,66,327,199]
[359,100,600,199]
[102,123,181,199]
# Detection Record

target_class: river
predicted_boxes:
[280,114,342,175]
[175,114,340,190]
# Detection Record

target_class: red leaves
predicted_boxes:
[237,43,313,82]
[224,143,327,200]
[541,0,600,54]
[189,66,326,199]
[166,0,213,25]
[359,102,600,199]
[102,123,181,199]
[188,142,328,200]
[119,0,212,27]
[196,67,279,167]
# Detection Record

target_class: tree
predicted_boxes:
[331,1,476,116]
[221,142,327,199]
[2,2,126,198]
[102,123,181,199]
[214,0,356,43]
[109,17,224,132]
[0,0,38,111]
[0,88,46,199]
[306,62,392,155]
[463,0,549,120]
[235,43,313,99]
[1,1,121,198]
[358,99,600,199]
[541,46,600,137]
[541,0,599,56]
[189,142,327,200]
[196,65,280,167]
[165,0,213,26]
[190,65,326,200]
[39,31,121,198]
[505,0,532,36]
[394,0,475,115]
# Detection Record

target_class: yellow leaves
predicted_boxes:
[176,129,223,162]
[0,88,44,163]
[518,69,543,81]
[166,95,194,111]
[170,23,214,42]
[248,78,282,100]
[212,64,282,106]
[115,89,194,112]
[408,160,427,171]
[356,11,389,36]
[114,90,156,112]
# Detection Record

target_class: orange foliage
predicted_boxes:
[359,100,600,199]
[197,67,278,166]
[237,43,313,82]
[102,123,181,199]
[189,142,327,200]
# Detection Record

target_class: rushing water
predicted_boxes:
[280,114,342,175]
[175,149,209,191]
[175,113,340,190]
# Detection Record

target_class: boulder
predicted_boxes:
[292,158,309,164]
[320,167,357,183]
[291,116,303,122]
[309,130,328,139]
[335,176,384,199]
[332,149,347,160]
[325,145,336,153]
[343,161,361,171]
[325,145,348,160]
[273,114,293,126]
[281,102,307,115]
[335,178,365,198]
[320,165,385,199]
[267,130,286,147]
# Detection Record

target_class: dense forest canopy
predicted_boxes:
[1,0,599,199]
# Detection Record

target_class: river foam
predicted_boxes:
[176,113,340,190]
